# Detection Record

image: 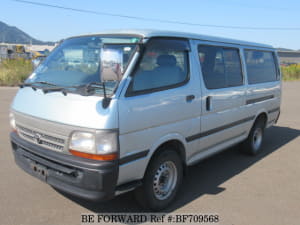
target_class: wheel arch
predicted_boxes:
[144,134,187,178]
[253,110,268,128]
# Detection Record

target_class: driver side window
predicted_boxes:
[129,38,190,95]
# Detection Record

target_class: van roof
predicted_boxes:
[72,29,274,49]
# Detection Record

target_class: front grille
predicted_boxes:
[17,124,65,152]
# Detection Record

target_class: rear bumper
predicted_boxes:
[10,132,118,201]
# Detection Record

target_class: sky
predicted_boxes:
[1,0,300,49]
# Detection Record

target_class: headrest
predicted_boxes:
[157,55,177,66]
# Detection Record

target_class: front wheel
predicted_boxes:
[134,149,183,211]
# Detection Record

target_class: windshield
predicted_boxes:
[26,35,140,95]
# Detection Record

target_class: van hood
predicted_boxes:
[11,87,118,129]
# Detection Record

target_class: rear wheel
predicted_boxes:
[242,119,265,155]
[134,149,183,211]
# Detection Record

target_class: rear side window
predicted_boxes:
[244,50,278,84]
[198,45,243,89]
[129,38,190,94]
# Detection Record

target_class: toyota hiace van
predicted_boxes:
[9,30,281,210]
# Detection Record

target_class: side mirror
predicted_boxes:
[100,47,123,82]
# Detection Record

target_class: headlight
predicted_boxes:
[69,132,95,154]
[9,112,16,131]
[69,130,118,160]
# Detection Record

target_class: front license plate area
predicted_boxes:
[29,162,48,181]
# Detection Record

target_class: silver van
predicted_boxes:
[9,30,281,210]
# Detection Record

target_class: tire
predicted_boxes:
[242,119,265,155]
[134,149,183,211]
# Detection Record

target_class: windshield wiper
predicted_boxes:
[20,81,57,88]
[74,82,115,108]
[40,82,114,99]
[20,81,73,95]
[19,81,58,91]
[76,82,114,95]
[41,86,69,96]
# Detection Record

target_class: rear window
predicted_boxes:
[198,45,243,89]
[244,50,278,84]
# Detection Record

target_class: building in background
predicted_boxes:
[0,43,56,60]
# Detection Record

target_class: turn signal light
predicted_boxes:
[69,149,118,161]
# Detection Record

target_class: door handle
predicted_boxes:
[186,95,195,102]
[206,96,212,111]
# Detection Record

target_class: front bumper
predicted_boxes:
[10,132,118,201]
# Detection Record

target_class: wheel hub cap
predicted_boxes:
[153,161,177,200]
[252,128,263,151]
